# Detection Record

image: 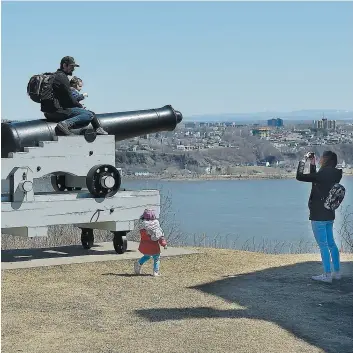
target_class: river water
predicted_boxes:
[11,175,351,253]
[121,177,353,252]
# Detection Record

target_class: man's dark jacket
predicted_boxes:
[41,69,82,116]
[296,161,343,221]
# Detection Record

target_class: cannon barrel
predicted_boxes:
[1,105,183,158]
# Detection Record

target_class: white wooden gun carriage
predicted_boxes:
[1,105,182,253]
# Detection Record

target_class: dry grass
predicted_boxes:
[2,248,353,353]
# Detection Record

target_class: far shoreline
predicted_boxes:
[123,171,353,183]
[38,169,353,183]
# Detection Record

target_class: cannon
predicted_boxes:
[1,105,183,253]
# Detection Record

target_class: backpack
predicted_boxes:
[27,72,54,103]
[323,183,346,211]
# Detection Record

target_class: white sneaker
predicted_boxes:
[153,271,161,277]
[332,272,341,280]
[312,273,332,283]
[134,261,141,275]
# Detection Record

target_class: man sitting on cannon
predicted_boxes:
[27,56,108,136]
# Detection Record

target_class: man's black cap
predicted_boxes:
[60,56,80,67]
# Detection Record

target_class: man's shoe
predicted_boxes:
[56,122,75,136]
[95,127,108,135]
[91,116,108,135]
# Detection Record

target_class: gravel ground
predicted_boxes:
[2,248,353,353]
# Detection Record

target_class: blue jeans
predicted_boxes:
[65,108,94,129]
[311,221,340,273]
[139,254,160,273]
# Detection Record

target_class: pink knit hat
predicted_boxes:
[142,208,156,220]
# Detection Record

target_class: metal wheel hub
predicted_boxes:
[86,164,121,198]
[100,175,115,188]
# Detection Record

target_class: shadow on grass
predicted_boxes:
[102,273,152,277]
[1,244,135,262]
[136,261,353,353]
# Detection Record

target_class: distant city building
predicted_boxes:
[176,145,193,151]
[185,122,197,129]
[313,115,336,130]
[267,118,284,127]
[134,171,150,176]
[251,127,271,138]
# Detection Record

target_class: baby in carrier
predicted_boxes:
[134,209,167,277]
[69,76,108,135]
[69,76,88,106]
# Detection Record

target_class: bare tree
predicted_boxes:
[127,186,184,246]
[338,205,353,253]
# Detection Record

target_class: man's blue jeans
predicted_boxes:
[65,108,94,129]
[311,220,340,273]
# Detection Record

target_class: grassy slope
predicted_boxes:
[2,248,353,353]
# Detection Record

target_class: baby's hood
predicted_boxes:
[142,219,163,240]
[142,219,160,231]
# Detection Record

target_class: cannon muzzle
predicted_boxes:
[97,104,182,138]
[1,105,183,158]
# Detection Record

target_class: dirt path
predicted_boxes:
[2,248,352,353]
[1,241,198,270]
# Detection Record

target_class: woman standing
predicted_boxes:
[296,151,343,283]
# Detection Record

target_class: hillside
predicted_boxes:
[116,142,353,175]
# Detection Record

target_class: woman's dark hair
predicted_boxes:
[321,151,338,168]
[70,76,83,88]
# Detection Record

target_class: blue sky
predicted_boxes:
[1,1,353,121]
